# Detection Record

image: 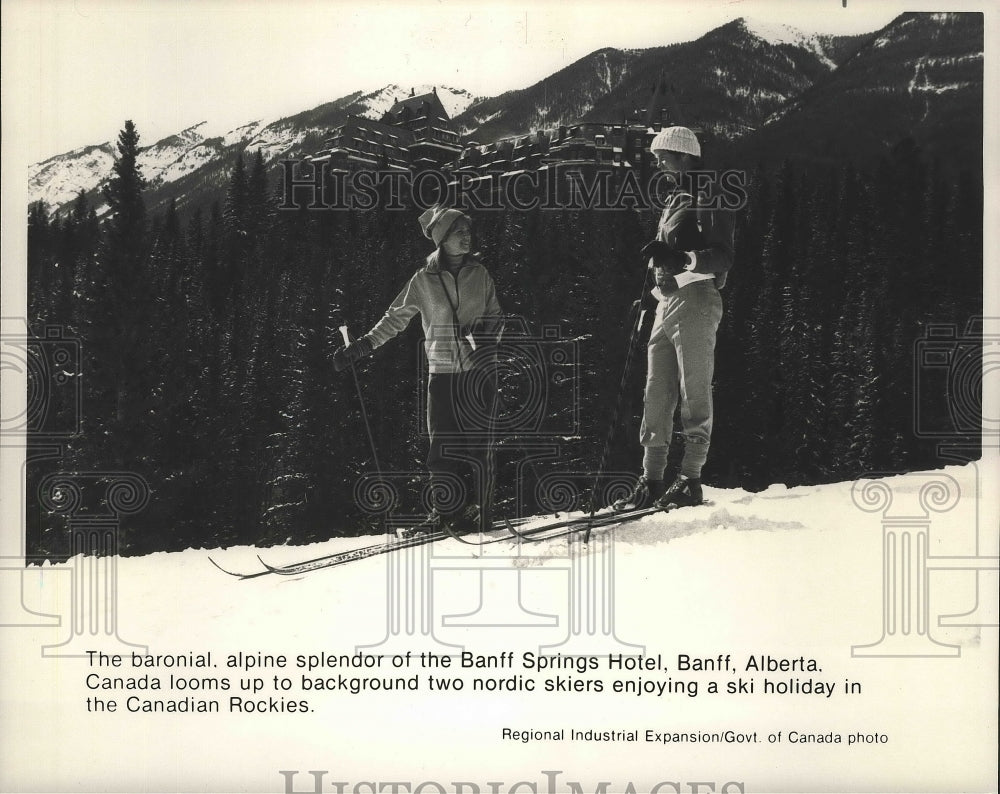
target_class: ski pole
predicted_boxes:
[584,263,653,542]
[483,315,509,531]
[340,324,387,524]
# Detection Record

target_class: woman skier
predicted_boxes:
[333,206,504,534]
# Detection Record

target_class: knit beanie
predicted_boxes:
[418,206,470,247]
[649,126,701,158]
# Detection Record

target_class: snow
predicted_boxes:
[156,144,221,183]
[357,84,476,121]
[595,52,615,91]
[740,17,837,70]
[136,127,216,186]
[28,82,477,214]
[917,81,973,94]
[1,462,996,792]
[436,86,478,120]
[244,123,312,163]
[27,144,115,210]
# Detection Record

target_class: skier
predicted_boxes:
[613,126,735,512]
[333,206,504,534]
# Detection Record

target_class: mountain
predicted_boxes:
[26,13,983,222]
[728,12,984,169]
[452,17,872,143]
[27,85,477,218]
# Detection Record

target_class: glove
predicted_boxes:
[333,337,373,372]
[641,240,689,274]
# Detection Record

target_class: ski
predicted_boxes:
[255,529,451,575]
[209,504,707,580]
[257,522,519,576]
[506,505,658,541]
[505,500,715,543]
[209,515,539,579]
[504,504,665,540]
[207,555,274,580]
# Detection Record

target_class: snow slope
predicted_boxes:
[357,84,477,120]
[1,464,996,793]
[26,84,477,216]
[740,17,838,69]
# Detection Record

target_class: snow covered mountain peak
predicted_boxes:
[356,84,478,120]
[150,121,210,147]
[737,17,837,69]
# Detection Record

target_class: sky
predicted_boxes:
[0,0,922,165]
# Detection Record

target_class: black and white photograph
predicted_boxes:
[1,1,997,792]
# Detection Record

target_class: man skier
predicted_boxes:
[333,206,504,534]
[613,126,734,512]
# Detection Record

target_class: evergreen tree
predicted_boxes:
[93,120,151,475]
[27,202,53,326]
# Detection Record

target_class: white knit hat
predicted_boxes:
[649,126,701,158]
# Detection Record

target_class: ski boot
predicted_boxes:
[611,475,666,512]
[653,476,703,509]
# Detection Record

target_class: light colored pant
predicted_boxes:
[639,280,723,478]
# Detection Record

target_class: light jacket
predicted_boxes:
[656,187,735,290]
[363,251,503,374]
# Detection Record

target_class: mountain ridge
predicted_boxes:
[27,12,982,221]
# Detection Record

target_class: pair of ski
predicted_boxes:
[208,502,678,580]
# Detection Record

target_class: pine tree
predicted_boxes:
[103,120,147,269]
[27,202,53,326]
[744,160,796,484]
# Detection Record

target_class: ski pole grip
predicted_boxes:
[339,325,351,346]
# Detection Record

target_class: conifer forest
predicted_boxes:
[26,122,983,558]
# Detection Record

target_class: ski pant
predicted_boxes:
[639,280,723,479]
[426,368,497,516]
